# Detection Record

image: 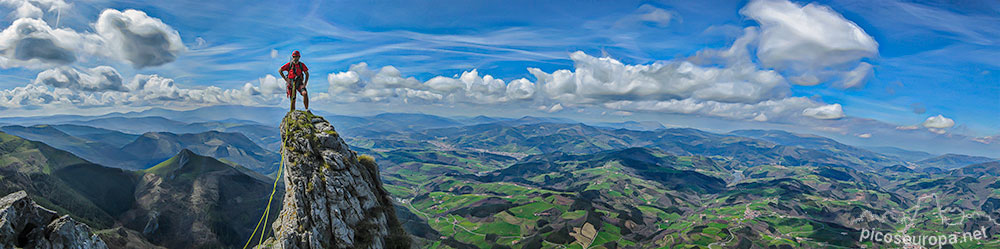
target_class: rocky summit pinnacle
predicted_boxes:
[256,111,411,249]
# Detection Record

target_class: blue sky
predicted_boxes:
[0,0,997,156]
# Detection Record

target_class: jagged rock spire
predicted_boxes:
[256,111,410,249]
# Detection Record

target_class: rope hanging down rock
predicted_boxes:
[243,150,284,249]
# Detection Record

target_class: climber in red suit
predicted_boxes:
[279,50,309,111]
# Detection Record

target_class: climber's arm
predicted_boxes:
[279,64,289,82]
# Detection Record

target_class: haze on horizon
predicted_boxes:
[0,0,997,156]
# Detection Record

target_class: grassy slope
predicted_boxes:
[0,131,135,229]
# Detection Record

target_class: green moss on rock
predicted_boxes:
[358,155,376,167]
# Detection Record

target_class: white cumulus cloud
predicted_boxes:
[922,114,955,129]
[326,62,536,104]
[741,0,878,87]
[0,8,185,69]
[95,9,186,68]
[505,78,535,100]
[0,0,70,19]
[524,36,843,121]
[257,74,285,95]
[604,97,828,121]
[319,44,846,122]
[0,18,103,68]
[529,49,787,105]
[122,74,280,106]
[1,65,289,110]
[801,103,845,120]
[34,66,126,92]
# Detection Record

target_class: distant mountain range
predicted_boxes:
[121,131,279,173]
[368,122,911,171]
[1,124,279,173]
[3,105,994,179]
[2,105,999,248]
[916,153,998,170]
[729,129,906,169]
[861,145,937,162]
[4,104,990,160]
[48,124,141,147]
[0,125,140,169]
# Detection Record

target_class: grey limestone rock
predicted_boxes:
[0,190,109,249]
[256,111,411,249]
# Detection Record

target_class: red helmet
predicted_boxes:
[292,50,300,57]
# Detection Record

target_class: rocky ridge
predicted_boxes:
[0,190,108,249]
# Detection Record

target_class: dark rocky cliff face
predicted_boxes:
[257,111,410,249]
[0,190,108,249]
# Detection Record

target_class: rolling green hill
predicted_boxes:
[376,145,1000,248]
[343,119,1000,248]
[0,131,90,174]
[0,131,284,249]
[0,131,137,229]
[122,149,280,248]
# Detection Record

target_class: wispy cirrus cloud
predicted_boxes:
[845,0,1000,46]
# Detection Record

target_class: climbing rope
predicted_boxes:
[243,150,284,249]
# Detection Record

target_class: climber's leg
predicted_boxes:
[301,88,309,110]
[287,79,296,111]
